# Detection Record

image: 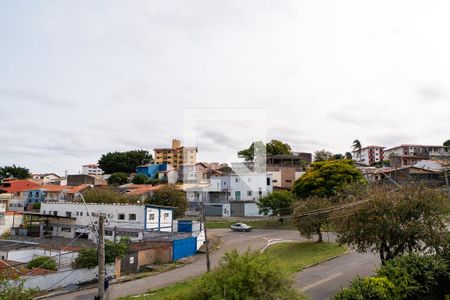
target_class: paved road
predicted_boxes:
[42,229,303,300]
[42,229,380,300]
[295,251,380,300]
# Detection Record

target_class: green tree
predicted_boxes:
[146,185,187,218]
[377,254,450,300]
[82,187,139,204]
[72,237,130,269]
[293,197,332,242]
[179,250,305,300]
[345,152,353,159]
[334,276,398,300]
[0,165,31,180]
[334,184,450,264]
[237,141,265,162]
[26,256,57,271]
[293,160,365,199]
[107,172,129,186]
[258,190,296,216]
[313,149,333,162]
[444,139,450,147]
[98,150,152,174]
[0,279,39,300]
[332,154,345,160]
[266,139,292,156]
[132,174,149,184]
[352,139,362,158]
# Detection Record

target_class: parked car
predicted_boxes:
[230,222,253,232]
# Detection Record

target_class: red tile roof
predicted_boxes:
[0,180,40,193]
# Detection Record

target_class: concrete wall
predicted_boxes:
[20,264,115,291]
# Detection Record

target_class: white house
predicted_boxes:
[39,202,175,242]
[183,173,273,217]
[81,164,104,176]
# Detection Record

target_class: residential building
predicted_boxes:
[183,172,273,217]
[352,146,385,166]
[383,144,450,167]
[39,202,174,242]
[30,173,61,185]
[368,166,440,184]
[267,166,304,189]
[0,180,40,211]
[178,162,221,183]
[82,164,104,176]
[154,139,198,169]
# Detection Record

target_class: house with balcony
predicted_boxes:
[182,172,273,217]
[383,144,450,168]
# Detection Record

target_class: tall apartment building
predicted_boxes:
[352,146,385,166]
[154,139,197,169]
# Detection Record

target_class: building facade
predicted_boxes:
[154,139,197,169]
[352,146,385,166]
[383,144,450,167]
[81,164,104,176]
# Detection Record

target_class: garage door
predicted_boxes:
[230,202,244,217]
[205,205,223,216]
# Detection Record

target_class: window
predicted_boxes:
[247,191,252,196]
[61,227,71,232]
[43,210,46,214]
[105,230,113,236]
[272,180,278,183]
[149,213,155,220]
[235,178,239,182]
[47,226,53,231]
[267,178,271,185]
[66,212,72,218]
[129,214,136,221]
[118,213,125,220]
[80,212,83,216]
[53,211,57,216]
[163,213,169,219]
[76,212,79,216]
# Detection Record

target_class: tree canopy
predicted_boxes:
[72,237,130,269]
[26,256,57,271]
[82,187,139,204]
[444,139,450,147]
[98,150,152,174]
[334,184,450,264]
[238,139,292,161]
[145,185,187,218]
[0,165,31,180]
[293,196,332,242]
[107,172,129,186]
[258,190,297,216]
[313,149,333,162]
[293,159,365,199]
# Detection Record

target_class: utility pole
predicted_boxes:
[199,197,211,272]
[98,215,105,300]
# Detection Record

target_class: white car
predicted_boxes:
[230,222,253,232]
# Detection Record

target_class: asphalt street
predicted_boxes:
[41,229,380,300]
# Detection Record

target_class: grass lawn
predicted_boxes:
[206,218,297,230]
[264,242,347,273]
[122,241,347,300]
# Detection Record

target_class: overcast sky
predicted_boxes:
[1,1,449,175]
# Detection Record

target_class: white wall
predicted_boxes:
[244,203,261,217]
[145,207,173,232]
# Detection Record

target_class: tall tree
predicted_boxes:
[352,139,362,160]
[107,172,129,186]
[293,159,365,198]
[444,139,450,147]
[0,165,31,180]
[334,184,450,264]
[98,150,152,174]
[313,149,333,162]
[237,141,265,162]
[258,190,296,216]
[145,185,187,218]
[293,196,332,242]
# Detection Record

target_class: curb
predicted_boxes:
[302,248,350,270]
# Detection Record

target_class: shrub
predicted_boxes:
[107,172,129,186]
[72,237,130,269]
[26,256,57,271]
[132,174,149,184]
[377,254,450,300]
[176,250,306,300]
[334,277,398,300]
[0,279,39,300]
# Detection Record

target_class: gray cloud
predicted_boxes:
[0,88,72,108]
[415,86,445,103]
